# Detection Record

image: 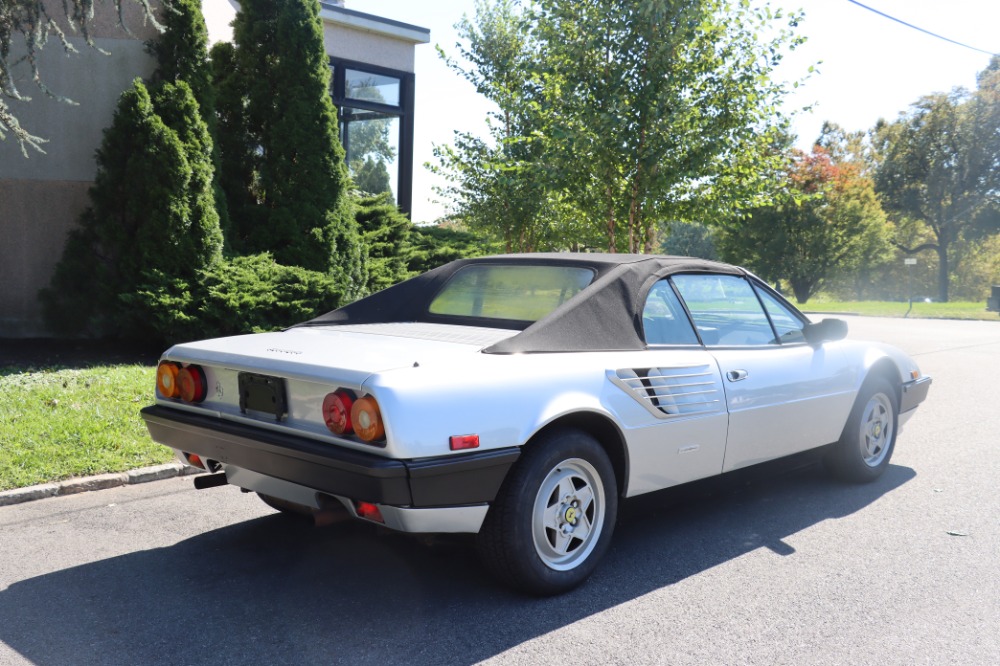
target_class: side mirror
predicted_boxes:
[802,318,848,346]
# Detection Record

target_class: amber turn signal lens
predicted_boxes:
[177,365,207,403]
[156,362,180,398]
[322,390,355,435]
[350,396,385,442]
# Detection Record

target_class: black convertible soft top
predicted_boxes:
[297,253,746,353]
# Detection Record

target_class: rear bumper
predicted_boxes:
[141,405,519,511]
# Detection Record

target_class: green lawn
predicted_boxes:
[0,363,172,491]
[802,300,999,321]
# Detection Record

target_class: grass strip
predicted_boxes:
[0,363,172,491]
[803,300,999,321]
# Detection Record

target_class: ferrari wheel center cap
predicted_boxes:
[564,506,578,525]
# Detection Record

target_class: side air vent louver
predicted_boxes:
[610,365,723,419]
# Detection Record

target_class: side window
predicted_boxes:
[642,280,699,345]
[756,287,806,344]
[671,274,774,346]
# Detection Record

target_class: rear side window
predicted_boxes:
[672,274,774,346]
[642,280,699,345]
[429,265,595,323]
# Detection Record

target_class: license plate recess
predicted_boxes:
[238,372,288,421]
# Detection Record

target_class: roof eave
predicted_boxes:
[319,4,430,45]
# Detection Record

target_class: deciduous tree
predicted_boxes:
[436,0,804,253]
[718,144,891,303]
[1,0,163,155]
[432,0,564,252]
[874,58,1000,302]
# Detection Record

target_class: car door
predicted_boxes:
[613,278,730,496]
[671,274,856,472]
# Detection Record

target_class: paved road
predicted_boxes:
[1,316,998,665]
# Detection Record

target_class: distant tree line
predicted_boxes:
[717,56,1000,304]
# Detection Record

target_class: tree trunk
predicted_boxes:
[936,242,949,302]
[790,278,813,304]
[605,184,616,252]
[643,223,657,254]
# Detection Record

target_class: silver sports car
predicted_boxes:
[142,253,931,594]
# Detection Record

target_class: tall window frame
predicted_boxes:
[329,57,416,215]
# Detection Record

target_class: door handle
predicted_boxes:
[726,369,748,382]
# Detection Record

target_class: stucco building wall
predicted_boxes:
[0,16,157,336]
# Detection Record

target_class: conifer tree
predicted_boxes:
[354,192,412,292]
[211,40,258,253]
[222,0,362,291]
[149,0,230,239]
[41,79,223,337]
[148,0,213,116]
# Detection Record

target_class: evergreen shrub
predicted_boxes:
[125,254,344,345]
[41,78,223,339]
[354,192,412,293]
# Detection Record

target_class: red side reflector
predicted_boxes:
[449,434,480,451]
[185,453,205,469]
[355,501,384,523]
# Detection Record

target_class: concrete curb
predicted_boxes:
[0,463,203,507]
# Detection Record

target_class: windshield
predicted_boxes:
[428,264,595,323]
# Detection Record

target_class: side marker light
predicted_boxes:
[449,434,480,451]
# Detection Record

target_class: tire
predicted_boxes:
[476,429,618,596]
[826,377,898,483]
[257,493,314,517]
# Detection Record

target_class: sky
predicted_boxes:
[349,1,1000,223]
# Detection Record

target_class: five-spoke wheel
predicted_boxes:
[827,377,899,482]
[477,429,617,595]
[532,458,606,571]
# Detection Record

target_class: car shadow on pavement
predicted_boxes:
[0,460,914,666]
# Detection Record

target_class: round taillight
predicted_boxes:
[322,390,355,435]
[177,365,207,403]
[350,396,385,442]
[156,361,180,398]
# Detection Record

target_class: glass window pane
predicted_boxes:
[672,274,774,346]
[344,111,399,201]
[429,265,595,322]
[642,280,698,345]
[346,69,400,107]
[757,288,805,344]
